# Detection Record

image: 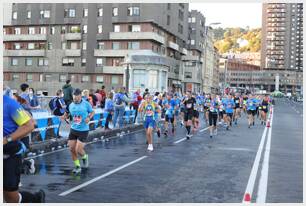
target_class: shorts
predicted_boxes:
[184,110,194,121]
[226,113,233,119]
[4,155,22,191]
[209,112,218,126]
[234,104,240,109]
[193,110,199,119]
[262,109,268,113]
[247,110,256,116]
[144,116,156,129]
[175,110,180,116]
[219,110,224,118]
[165,114,174,123]
[68,128,89,142]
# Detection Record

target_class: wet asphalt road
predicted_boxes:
[19,98,303,203]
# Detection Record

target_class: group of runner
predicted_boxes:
[138,91,273,151]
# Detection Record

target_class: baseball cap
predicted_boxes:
[73,88,82,96]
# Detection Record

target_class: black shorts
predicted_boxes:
[262,109,268,113]
[247,110,256,116]
[193,110,199,119]
[184,110,194,121]
[68,129,89,142]
[165,115,174,123]
[226,113,233,119]
[234,105,240,109]
[209,112,218,126]
[4,155,22,191]
[219,110,224,118]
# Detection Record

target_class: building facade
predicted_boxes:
[261,3,303,70]
[3,3,190,95]
[203,26,215,93]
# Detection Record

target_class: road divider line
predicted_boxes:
[242,125,268,203]
[257,108,274,203]
[59,156,148,196]
[200,127,210,132]
[174,138,187,144]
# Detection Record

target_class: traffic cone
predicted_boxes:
[244,193,251,202]
[266,120,270,128]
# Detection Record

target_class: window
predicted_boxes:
[98,8,103,17]
[62,58,74,66]
[70,42,78,50]
[148,70,158,88]
[191,17,196,23]
[14,28,21,35]
[45,74,52,82]
[167,15,170,25]
[83,8,88,17]
[83,25,87,34]
[13,11,17,20]
[62,42,66,49]
[38,58,48,66]
[179,10,184,21]
[185,72,192,79]
[96,58,103,66]
[82,42,86,50]
[111,76,119,84]
[40,27,47,34]
[81,58,86,66]
[59,75,67,82]
[178,24,183,34]
[11,58,18,66]
[112,42,120,50]
[113,7,118,16]
[70,26,80,33]
[48,42,52,50]
[12,74,19,80]
[61,26,66,34]
[98,25,103,33]
[127,7,140,16]
[133,70,146,87]
[14,43,21,50]
[112,59,121,66]
[185,62,196,67]
[27,11,31,19]
[114,25,120,32]
[27,74,33,82]
[82,75,90,82]
[167,3,171,10]
[190,40,195,45]
[64,9,76,17]
[28,43,35,50]
[25,58,33,66]
[40,10,50,18]
[128,42,140,50]
[129,24,140,32]
[50,27,55,35]
[98,42,105,49]
[96,76,104,83]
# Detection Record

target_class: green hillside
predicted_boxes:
[213,27,261,54]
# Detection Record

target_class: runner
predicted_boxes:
[61,88,94,174]
[173,94,181,127]
[204,94,211,125]
[192,93,200,132]
[153,94,163,139]
[222,94,235,130]
[3,95,45,203]
[182,91,196,139]
[233,93,241,125]
[138,94,158,151]
[246,93,257,128]
[242,94,248,114]
[260,95,270,125]
[162,93,176,136]
[208,94,219,138]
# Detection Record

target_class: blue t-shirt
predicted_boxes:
[69,100,93,131]
[223,98,235,113]
[3,95,32,137]
[163,99,175,116]
[246,98,257,111]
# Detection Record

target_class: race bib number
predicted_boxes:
[235,100,239,104]
[263,106,267,109]
[186,103,192,109]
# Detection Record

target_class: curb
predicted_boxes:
[27,124,144,156]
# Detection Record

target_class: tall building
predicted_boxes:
[3,3,189,95]
[182,10,206,93]
[261,3,303,70]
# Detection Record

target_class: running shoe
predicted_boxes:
[214,129,218,136]
[226,126,229,130]
[35,189,46,203]
[164,130,168,137]
[29,159,36,174]
[72,166,82,174]
[147,144,154,151]
[82,154,89,168]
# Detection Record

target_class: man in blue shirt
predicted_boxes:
[61,88,95,174]
[3,95,45,203]
[246,94,258,128]
[222,94,235,130]
[162,93,176,136]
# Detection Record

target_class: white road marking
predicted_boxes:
[200,127,210,132]
[174,138,187,144]
[257,108,274,203]
[59,156,148,196]
[242,125,268,203]
[217,147,253,152]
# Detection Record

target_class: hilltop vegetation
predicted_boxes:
[213,27,261,54]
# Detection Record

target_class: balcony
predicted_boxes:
[4,34,47,41]
[181,48,188,55]
[168,41,179,51]
[94,49,150,57]
[65,49,81,57]
[64,33,81,40]
[4,49,46,57]
[182,55,199,61]
[109,32,165,44]
[102,66,124,74]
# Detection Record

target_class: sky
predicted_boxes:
[189,3,262,29]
